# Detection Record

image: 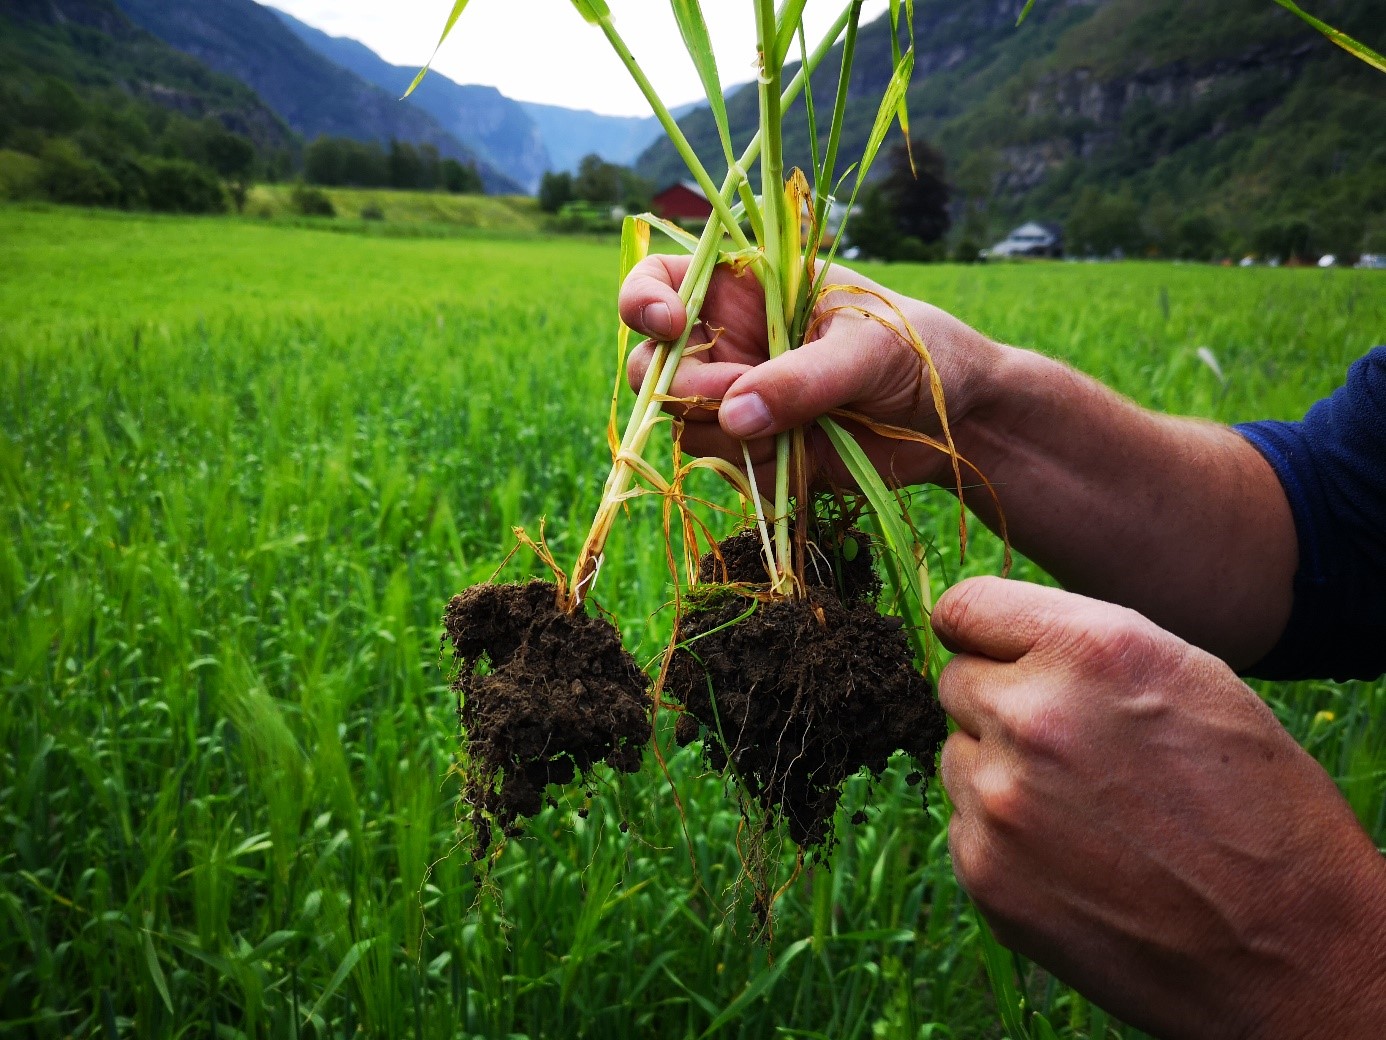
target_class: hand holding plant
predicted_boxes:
[619,253,1003,492]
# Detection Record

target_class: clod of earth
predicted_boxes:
[668,529,947,851]
[443,580,651,856]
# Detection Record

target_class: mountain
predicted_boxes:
[112,0,521,193]
[269,7,549,193]
[0,0,292,153]
[519,103,673,177]
[637,0,1386,256]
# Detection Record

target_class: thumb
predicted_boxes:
[933,577,1098,663]
[718,326,891,439]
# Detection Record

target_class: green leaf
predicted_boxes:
[141,930,173,1015]
[773,0,811,66]
[1271,0,1386,72]
[1016,0,1037,26]
[670,0,736,168]
[633,213,699,253]
[860,50,912,184]
[403,0,474,98]
[820,417,928,663]
[304,938,377,1027]
[695,938,811,1038]
[570,0,611,23]
[974,910,1029,1040]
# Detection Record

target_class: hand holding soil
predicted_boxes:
[933,576,1386,1038]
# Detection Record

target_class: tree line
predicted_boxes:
[0,72,486,218]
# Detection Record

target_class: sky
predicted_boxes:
[265,0,893,117]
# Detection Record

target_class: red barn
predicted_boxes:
[652,181,713,223]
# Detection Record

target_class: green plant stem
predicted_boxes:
[594,14,750,252]
[755,0,796,595]
[569,2,860,606]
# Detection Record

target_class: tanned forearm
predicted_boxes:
[946,344,1298,669]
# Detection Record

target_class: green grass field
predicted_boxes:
[2,205,1383,1039]
[242,186,545,234]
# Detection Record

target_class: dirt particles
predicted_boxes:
[668,529,946,851]
[443,579,651,855]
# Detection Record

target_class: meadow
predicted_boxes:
[1,204,1383,1039]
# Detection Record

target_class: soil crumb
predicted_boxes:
[669,531,945,851]
[443,579,650,855]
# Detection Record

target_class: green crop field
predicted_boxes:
[2,205,1383,1039]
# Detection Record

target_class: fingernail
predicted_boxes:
[640,302,673,339]
[720,393,772,438]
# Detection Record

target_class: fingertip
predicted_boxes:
[931,576,1004,650]
[639,302,674,340]
[618,257,691,339]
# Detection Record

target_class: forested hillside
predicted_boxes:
[0,0,294,209]
[638,0,1386,257]
[271,7,549,193]
[113,0,520,193]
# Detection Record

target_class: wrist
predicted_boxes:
[924,339,1056,493]
[1233,847,1386,1038]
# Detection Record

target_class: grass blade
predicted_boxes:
[850,48,913,197]
[671,0,737,168]
[774,0,811,66]
[820,417,928,664]
[304,938,377,1027]
[609,215,652,459]
[695,938,812,1038]
[570,0,611,23]
[1271,0,1386,72]
[403,0,474,98]
[1016,0,1037,25]
[974,910,1029,1040]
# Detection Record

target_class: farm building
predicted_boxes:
[652,181,713,223]
[988,222,1064,258]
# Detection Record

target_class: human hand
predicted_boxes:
[617,255,1003,490]
[933,576,1386,1038]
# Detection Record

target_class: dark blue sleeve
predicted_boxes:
[1234,346,1386,682]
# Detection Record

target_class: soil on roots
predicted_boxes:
[443,579,651,856]
[669,529,946,852]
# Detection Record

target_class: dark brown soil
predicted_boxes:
[669,530,946,851]
[443,580,651,855]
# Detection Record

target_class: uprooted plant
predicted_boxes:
[425,0,998,879]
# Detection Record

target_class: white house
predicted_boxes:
[988,222,1064,259]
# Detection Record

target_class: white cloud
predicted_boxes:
[265,0,891,116]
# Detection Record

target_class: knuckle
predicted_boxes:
[1047,604,1162,683]
[1001,695,1071,760]
[973,764,1028,831]
[948,818,1005,906]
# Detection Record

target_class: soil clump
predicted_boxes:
[443,579,651,855]
[669,529,946,851]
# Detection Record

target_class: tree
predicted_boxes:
[539,170,573,213]
[1174,213,1223,261]
[574,153,621,205]
[205,129,255,213]
[38,139,119,207]
[441,158,482,194]
[847,184,903,261]
[619,168,653,213]
[388,140,423,190]
[1067,186,1145,257]
[1252,219,1311,263]
[142,159,226,214]
[846,136,952,261]
[876,137,951,246]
